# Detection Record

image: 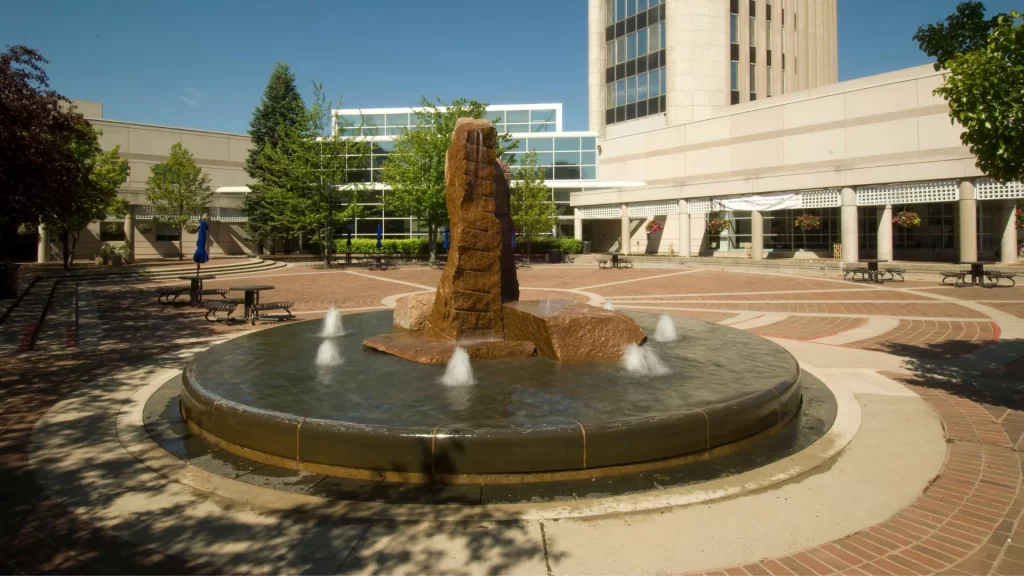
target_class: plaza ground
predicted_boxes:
[2,260,1024,574]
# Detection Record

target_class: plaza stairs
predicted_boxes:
[31,257,287,286]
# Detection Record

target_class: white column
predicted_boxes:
[587,0,606,135]
[37,224,50,263]
[620,204,631,255]
[876,204,892,262]
[124,207,136,264]
[1000,201,1018,264]
[678,200,690,257]
[958,180,977,263]
[751,210,764,259]
[840,187,858,264]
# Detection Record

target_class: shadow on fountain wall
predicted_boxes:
[2,284,565,575]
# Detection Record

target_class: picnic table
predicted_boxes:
[178,275,216,306]
[858,259,887,284]
[598,252,633,269]
[230,285,274,323]
[962,261,995,287]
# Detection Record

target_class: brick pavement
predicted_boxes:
[2,265,1022,574]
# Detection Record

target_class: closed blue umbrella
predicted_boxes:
[192,217,209,275]
[376,223,383,250]
[346,225,352,250]
[443,227,450,251]
[512,231,517,249]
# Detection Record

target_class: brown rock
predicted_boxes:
[364,333,535,365]
[503,300,647,362]
[426,118,519,341]
[393,293,436,331]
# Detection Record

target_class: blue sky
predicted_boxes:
[2,0,1018,134]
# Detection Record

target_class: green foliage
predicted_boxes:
[333,237,430,256]
[509,151,556,257]
[145,143,213,259]
[557,237,583,254]
[40,121,129,269]
[244,63,307,250]
[379,97,517,260]
[914,2,1004,71]
[254,83,370,263]
[931,10,1024,183]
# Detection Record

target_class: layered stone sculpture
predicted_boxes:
[425,118,519,341]
[364,117,645,364]
[504,300,647,362]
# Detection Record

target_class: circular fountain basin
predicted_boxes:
[180,309,802,481]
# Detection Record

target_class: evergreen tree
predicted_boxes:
[509,151,556,262]
[243,63,306,252]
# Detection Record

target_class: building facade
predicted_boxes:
[331,103,639,240]
[573,3,1020,264]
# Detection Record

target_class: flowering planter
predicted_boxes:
[893,211,921,229]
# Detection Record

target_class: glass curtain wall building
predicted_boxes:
[332,104,612,239]
[604,0,667,126]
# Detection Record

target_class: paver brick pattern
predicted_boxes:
[3,263,1022,574]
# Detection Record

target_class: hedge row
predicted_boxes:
[323,236,585,256]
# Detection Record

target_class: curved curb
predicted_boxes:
[108,356,861,521]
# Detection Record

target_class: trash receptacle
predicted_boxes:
[583,241,592,254]
[549,248,562,264]
[0,263,20,299]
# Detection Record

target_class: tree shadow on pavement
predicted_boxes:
[0,283,564,575]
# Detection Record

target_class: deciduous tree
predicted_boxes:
[380,97,516,261]
[509,151,556,261]
[146,143,213,259]
[917,4,1023,183]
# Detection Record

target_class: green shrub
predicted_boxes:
[557,237,583,254]
[333,237,431,256]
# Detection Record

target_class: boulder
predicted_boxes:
[393,293,436,331]
[503,300,647,362]
[364,333,535,365]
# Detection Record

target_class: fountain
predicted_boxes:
[654,314,678,342]
[440,347,475,387]
[314,340,342,367]
[603,301,615,311]
[622,343,670,376]
[321,306,344,337]
[178,118,804,483]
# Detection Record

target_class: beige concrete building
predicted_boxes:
[575,3,1020,264]
[37,101,256,263]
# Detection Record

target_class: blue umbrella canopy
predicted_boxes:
[376,223,383,250]
[443,227,450,251]
[192,218,209,270]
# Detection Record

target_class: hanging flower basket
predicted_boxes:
[1016,206,1023,230]
[136,223,153,234]
[893,210,921,229]
[101,222,123,235]
[707,219,731,235]
[184,223,200,235]
[645,220,664,234]
[794,214,821,232]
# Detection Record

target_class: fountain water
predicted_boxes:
[315,340,342,366]
[321,306,345,337]
[654,314,678,342]
[603,301,615,311]
[622,343,670,376]
[441,347,475,386]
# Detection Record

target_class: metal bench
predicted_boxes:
[202,287,229,298]
[883,268,906,282]
[157,285,189,303]
[515,257,530,268]
[597,259,610,269]
[618,258,634,269]
[430,260,447,270]
[203,300,238,322]
[843,267,868,281]
[941,270,970,286]
[984,271,1017,287]
[251,301,295,325]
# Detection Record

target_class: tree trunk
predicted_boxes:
[527,237,531,265]
[61,228,71,270]
[178,227,184,260]
[428,226,437,262]
[69,231,80,269]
